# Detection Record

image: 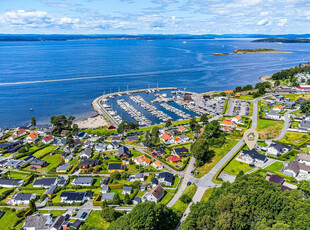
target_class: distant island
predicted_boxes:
[233,48,289,53]
[252,38,310,43]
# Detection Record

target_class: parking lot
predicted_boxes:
[227,99,249,116]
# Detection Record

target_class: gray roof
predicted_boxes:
[297,153,310,162]
[0,178,24,187]
[101,185,110,191]
[133,196,141,203]
[80,148,92,157]
[267,110,280,116]
[180,134,189,139]
[33,177,57,187]
[269,143,291,151]
[135,173,144,179]
[101,193,115,200]
[14,193,34,201]
[71,219,83,229]
[301,119,310,129]
[158,172,174,184]
[243,149,267,162]
[23,213,53,229]
[123,186,132,192]
[56,164,71,171]
[51,215,65,229]
[45,185,57,195]
[73,177,93,185]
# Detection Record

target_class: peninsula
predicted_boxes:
[252,38,310,43]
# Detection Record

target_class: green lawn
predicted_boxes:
[83,211,110,229]
[172,184,197,213]
[33,145,56,158]
[222,159,253,176]
[278,132,310,146]
[4,171,30,179]
[238,95,254,100]
[196,137,240,178]
[25,153,63,173]
[158,191,174,205]
[201,188,214,202]
[264,161,283,173]
[0,210,22,230]
[39,210,66,216]
[257,118,284,140]
[283,93,310,101]
[257,141,268,147]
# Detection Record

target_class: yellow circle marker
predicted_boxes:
[243,129,258,150]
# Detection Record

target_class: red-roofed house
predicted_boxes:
[42,135,54,144]
[161,133,172,144]
[174,137,182,144]
[26,132,39,143]
[178,126,188,132]
[107,124,115,130]
[232,115,242,123]
[167,156,181,164]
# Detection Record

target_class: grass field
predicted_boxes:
[238,95,254,100]
[201,188,214,202]
[257,118,284,140]
[222,159,253,176]
[0,210,22,230]
[264,161,283,173]
[33,145,56,158]
[278,131,310,146]
[283,94,310,101]
[4,171,29,179]
[172,184,197,213]
[39,210,66,216]
[81,211,110,229]
[196,137,240,178]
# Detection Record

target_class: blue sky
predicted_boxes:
[0,0,309,34]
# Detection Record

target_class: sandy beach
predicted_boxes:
[259,75,273,82]
[74,114,108,129]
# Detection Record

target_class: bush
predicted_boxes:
[180,194,192,203]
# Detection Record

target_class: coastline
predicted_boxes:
[73,114,108,129]
[259,74,273,82]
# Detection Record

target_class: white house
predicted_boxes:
[152,160,164,170]
[231,115,242,124]
[265,110,282,120]
[11,193,36,205]
[142,185,165,203]
[267,143,291,156]
[296,153,310,166]
[134,155,151,167]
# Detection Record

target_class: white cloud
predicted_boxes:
[278,18,287,26]
[257,18,271,26]
[0,10,80,28]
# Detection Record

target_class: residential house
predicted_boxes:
[172,147,188,159]
[70,219,83,230]
[0,140,23,153]
[77,132,88,139]
[94,143,107,152]
[167,156,181,164]
[268,174,285,185]
[160,133,172,144]
[152,148,166,158]
[9,128,27,140]
[61,130,70,137]
[107,141,119,150]
[240,149,267,164]
[19,155,36,168]
[232,115,242,123]
[42,135,54,144]
[273,105,283,112]
[300,114,310,131]
[117,146,131,159]
[44,184,57,198]
[53,138,66,146]
[82,140,93,149]
[128,173,145,182]
[25,132,39,143]
[178,126,188,133]
[0,178,24,188]
[100,177,110,186]
[60,191,92,204]
[152,160,164,170]
[265,110,282,120]
[158,172,174,186]
[296,153,310,166]
[122,186,132,195]
[282,161,310,178]
[22,213,54,230]
[56,164,72,173]
[112,136,122,142]
[30,160,47,168]
[285,101,296,109]
[101,185,110,194]
[179,134,190,142]
[71,177,93,186]
[108,163,126,172]
[142,185,165,203]
[126,135,139,144]
[267,143,291,156]
[264,100,276,106]
[80,159,99,169]
[132,196,141,205]
[79,148,92,159]
[33,177,57,188]
[11,193,36,205]
[50,215,66,230]
[174,137,182,144]
[236,126,243,131]
[101,193,115,201]
[6,159,22,169]
[134,155,151,166]
[58,177,67,187]
[107,124,115,130]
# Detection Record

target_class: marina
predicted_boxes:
[159,103,191,119]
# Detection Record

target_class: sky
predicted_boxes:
[0,0,309,34]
